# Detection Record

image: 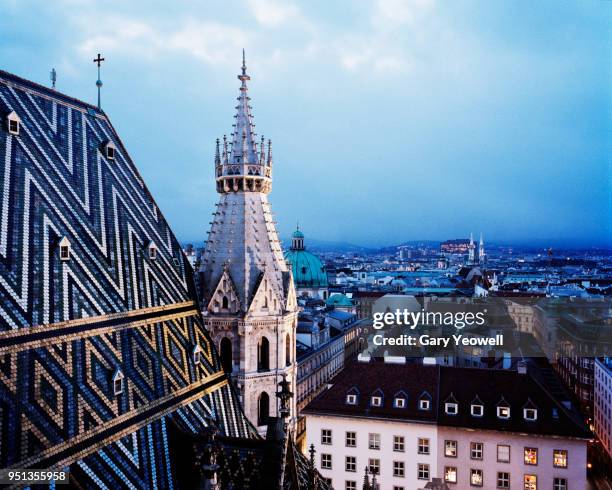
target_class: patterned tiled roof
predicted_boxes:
[0,68,252,487]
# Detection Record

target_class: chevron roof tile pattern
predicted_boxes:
[0,69,254,488]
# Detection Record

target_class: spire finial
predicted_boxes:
[267,139,273,166]
[93,53,105,110]
[242,49,246,75]
[50,68,57,89]
[215,138,221,165]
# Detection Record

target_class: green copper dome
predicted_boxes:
[326,293,353,308]
[285,226,328,289]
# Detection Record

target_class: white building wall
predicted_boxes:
[594,358,612,458]
[306,414,438,490]
[437,426,586,490]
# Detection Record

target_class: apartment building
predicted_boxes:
[303,359,590,490]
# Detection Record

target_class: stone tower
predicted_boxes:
[199,52,298,433]
[468,232,476,264]
[479,232,486,264]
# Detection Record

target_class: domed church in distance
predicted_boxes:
[285,226,329,300]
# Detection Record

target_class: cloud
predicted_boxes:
[247,0,301,27]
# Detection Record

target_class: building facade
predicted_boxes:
[304,359,589,490]
[594,358,612,462]
[198,54,298,434]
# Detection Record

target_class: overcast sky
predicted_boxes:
[1,0,610,247]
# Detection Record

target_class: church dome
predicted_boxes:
[285,226,328,289]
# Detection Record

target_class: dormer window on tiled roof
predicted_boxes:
[7,111,20,135]
[444,393,458,415]
[524,408,538,421]
[346,394,357,405]
[418,391,432,411]
[112,369,124,396]
[148,242,157,260]
[59,236,71,261]
[445,402,458,415]
[370,389,384,407]
[497,399,511,419]
[193,344,203,365]
[102,140,116,160]
[394,397,406,408]
[471,396,484,417]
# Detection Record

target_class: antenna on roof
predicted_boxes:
[50,68,57,89]
[93,53,105,110]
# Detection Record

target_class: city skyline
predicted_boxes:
[1,0,610,247]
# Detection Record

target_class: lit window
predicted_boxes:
[497,471,510,488]
[321,453,332,470]
[524,474,537,490]
[524,408,538,421]
[470,442,483,460]
[7,111,20,135]
[471,404,484,417]
[112,369,124,396]
[345,431,356,447]
[393,461,405,478]
[445,440,458,457]
[524,447,538,465]
[444,466,457,483]
[553,449,568,468]
[346,482,357,490]
[368,458,380,475]
[345,456,356,472]
[59,236,71,261]
[445,402,458,415]
[371,396,382,407]
[497,405,511,419]
[393,435,405,452]
[394,397,406,408]
[417,463,430,480]
[497,444,510,463]
[553,477,567,490]
[346,394,357,405]
[418,438,430,455]
[321,429,332,445]
[368,433,380,450]
[470,468,483,487]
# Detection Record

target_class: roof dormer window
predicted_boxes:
[419,399,430,410]
[524,408,537,421]
[394,397,406,408]
[59,236,71,261]
[346,394,357,405]
[112,369,124,396]
[147,242,157,260]
[371,396,382,407]
[7,111,20,135]
[102,140,116,160]
[192,344,203,365]
[445,402,458,415]
[470,396,484,417]
[497,405,511,419]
